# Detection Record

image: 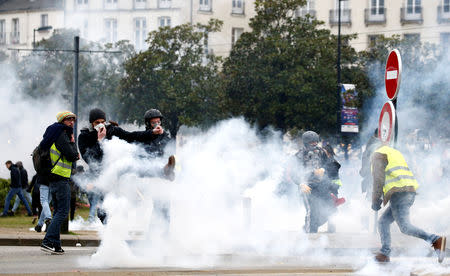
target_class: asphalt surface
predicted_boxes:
[0,245,449,275]
[0,228,449,275]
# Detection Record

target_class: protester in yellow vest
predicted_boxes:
[371,141,446,263]
[40,111,79,255]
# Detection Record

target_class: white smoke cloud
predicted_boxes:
[0,62,66,178]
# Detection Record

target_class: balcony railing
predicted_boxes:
[10,32,19,44]
[401,7,423,24]
[364,8,386,25]
[296,9,317,18]
[0,33,5,44]
[134,0,146,9]
[329,9,351,26]
[438,5,450,23]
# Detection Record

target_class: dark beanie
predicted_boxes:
[89,108,106,123]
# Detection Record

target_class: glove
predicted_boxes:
[372,198,382,211]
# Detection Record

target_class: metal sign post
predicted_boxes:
[374,49,403,234]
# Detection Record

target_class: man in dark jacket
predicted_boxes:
[1,161,33,217]
[295,131,339,233]
[40,111,79,255]
[11,161,32,215]
[372,141,446,263]
[78,108,146,224]
[133,109,175,236]
[27,174,42,221]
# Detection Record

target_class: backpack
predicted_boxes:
[32,145,60,175]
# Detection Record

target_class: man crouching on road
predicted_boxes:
[40,111,79,255]
[372,138,446,263]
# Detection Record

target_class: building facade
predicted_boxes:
[0,0,449,54]
[303,0,450,51]
[0,0,255,54]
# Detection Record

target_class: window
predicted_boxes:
[135,0,146,9]
[199,0,212,11]
[444,0,450,13]
[76,0,88,5]
[297,0,315,17]
[231,27,243,45]
[158,17,171,27]
[159,0,171,8]
[335,0,349,11]
[11,18,19,44]
[370,0,384,15]
[331,0,350,24]
[232,0,244,14]
[0,20,5,44]
[104,19,117,43]
[134,18,147,50]
[406,0,421,14]
[105,0,118,9]
[41,14,48,27]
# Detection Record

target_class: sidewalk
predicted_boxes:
[0,227,100,246]
[0,226,447,258]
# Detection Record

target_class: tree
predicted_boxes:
[222,0,364,135]
[118,19,226,136]
[16,29,135,121]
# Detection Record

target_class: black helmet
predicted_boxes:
[302,131,319,147]
[144,109,163,129]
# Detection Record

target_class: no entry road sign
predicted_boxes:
[385,49,402,100]
[378,101,396,143]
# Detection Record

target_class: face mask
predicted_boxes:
[94,123,105,132]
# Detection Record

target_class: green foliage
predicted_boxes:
[0,178,12,209]
[118,19,226,135]
[222,0,367,135]
[16,29,136,121]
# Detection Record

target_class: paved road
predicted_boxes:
[0,246,449,275]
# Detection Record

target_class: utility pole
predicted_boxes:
[73,36,79,144]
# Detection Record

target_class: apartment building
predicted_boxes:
[302,0,450,51]
[1,0,448,54]
[0,0,64,49]
[0,0,255,54]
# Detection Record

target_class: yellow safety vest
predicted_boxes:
[332,179,342,187]
[375,145,419,195]
[49,143,72,178]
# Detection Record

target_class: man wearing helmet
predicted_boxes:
[133,108,175,237]
[141,109,171,158]
[294,131,341,233]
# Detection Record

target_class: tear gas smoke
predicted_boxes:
[0,63,65,178]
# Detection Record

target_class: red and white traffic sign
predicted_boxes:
[385,49,402,100]
[378,101,396,143]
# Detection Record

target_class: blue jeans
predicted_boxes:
[87,192,98,222]
[378,192,439,256]
[12,189,32,213]
[37,185,52,227]
[43,179,70,248]
[2,187,32,215]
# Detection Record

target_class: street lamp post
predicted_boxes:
[33,25,52,48]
